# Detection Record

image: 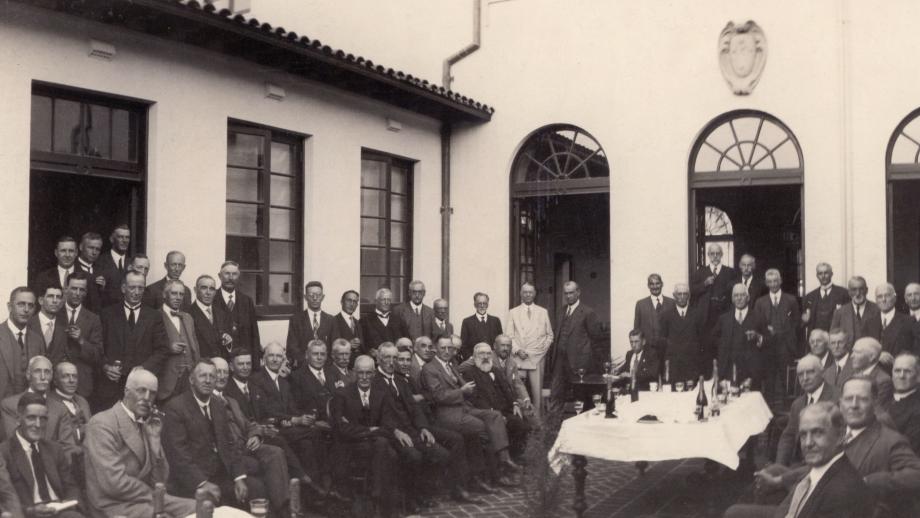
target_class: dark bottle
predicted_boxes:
[710,360,721,417]
[695,375,708,421]
[154,482,167,518]
[605,378,617,418]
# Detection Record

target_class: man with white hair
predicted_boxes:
[691,243,737,369]
[850,337,894,408]
[831,276,880,348]
[660,282,704,382]
[753,269,800,399]
[807,329,833,370]
[775,355,838,466]
[716,284,767,388]
[328,338,356,386]
[905,283,920,352]
[890,352,920,454]
[874,283,913,366]
[362,288,408,355]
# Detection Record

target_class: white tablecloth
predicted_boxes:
[548,384,773,473]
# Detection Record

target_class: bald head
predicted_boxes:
[851,337,882,370]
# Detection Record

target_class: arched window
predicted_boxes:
[510,124,609,196]
[886,109,920,299]
[702,206,735,268]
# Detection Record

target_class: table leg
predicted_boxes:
[572,455,588,518]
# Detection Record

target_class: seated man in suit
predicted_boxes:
[55,271,103,400]
[807,329,833,371]
[328,338,356,387]
[142,251,191,310]
[660,282,703,384]
[156,280,200,405]
[362,288,408,356]
[824,328,854,391]
[47,362,90,444]
[775,355,838,466]
[724,402,871,518]
[850,337,894,409]
[329,355,399,517]
[286,281,334,369]
[330,290,362,361]
[612,330,660,390]
[210,356,291,516]
[459,343,531,466]
[0,357,78,460]
[409,336,435,393]
[288,340,336,423]
[392,280,436,342]
[459,293,503,361]
[890,352,920,454]
[0,392,83,517]
[83,368,196,518]
[162,360,266,509]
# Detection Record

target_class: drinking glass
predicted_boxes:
[675,381,685,392]
[576,368,586,382]
[592,393,603,414]
[250,498,269,518]
[573,400,584,414]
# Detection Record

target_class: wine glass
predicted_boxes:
[592,393,603,414]
[576,368,586,382]
[603,360,613,375]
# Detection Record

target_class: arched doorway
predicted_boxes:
[886,109,920,305]
[688,110,805,295]
[509,124,610,322]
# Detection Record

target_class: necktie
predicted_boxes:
[736,311,743,325]
[349,315,356,332]
[855,305,862,322]
[807,395,814,405]
[118,256,123,272]
[655,297,662,313]
[883,315,888,330]
[16,331,24,350]
[821,289,828,299]
[773,295,779,307]
[68,309,76,326]
[360,390,369,408]
[205,306,213,323]
[439,320,445,331]
[30,443,52,502]
[316,369,326,386]
[227,294,235,312]
[480,315,486,324]
[679,308,686,318]
[202,404,212,421]
[566,305,573,318]
[43,321,54,345]
[386,376,398,397]
[527,305,532,319]
[415,306,420,316]
[312,313,319,338]
[844,430,854,444]
[128,307,136,328]
[836,363,842,380]
[784,475,811,518]
[170,311,180,318]
[241,383,249,397]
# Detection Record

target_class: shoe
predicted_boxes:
[497,475,520,487]
[501,458,523,472]
[451,488,485,504]
[301,475,328,499]
[470,477,496,494]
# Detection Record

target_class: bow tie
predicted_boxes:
[377,311,390,318]
[170,311,180,317]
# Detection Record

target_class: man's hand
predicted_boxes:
[754,469,783,491]
[65,325,82,341]
[292,414,316,427]
[314,420,332,431]
[420,428,435,446]
[279,361,291,378]
[801,309,811,324]
[233,478,248,503]
[95,275,106,288]
[766,325,775,336]
[394,429,414,448]
[412,394,425,403]
[460,381,476,395]
[515,349,529,360]
[102,364,122,382]
[512,404,523,418]
[168,341,187,354]
[246,436,262,451]
[199,481,221,503]
[704,275,715,287]
[221,333,233,346]
[145,414,164,439]
[350,338,362,351]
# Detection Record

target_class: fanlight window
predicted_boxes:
[693,113,802,174]
[889,112,920,168]
[512,125,609,188]
[705,206,733,235]
[701,206,735,268]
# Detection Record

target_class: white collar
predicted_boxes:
[836,353,850,368]
[895,388,918,402]
[195,299,212,313]
[436,356,453,371]
[861,364,876,376]
[38,311,55,327]
[378,367,394,380]
[819,351,830,365]
[265,367,280,381]
[6,320,25,337]
[807,383,825,402]
[309,366,325,378]
[162,305,181,318]
[808,451,845,489]
[77,258,94,271]
[414,354,426,367]
[820,283,832,292]
[339,310,358,321]
[66,304,82,317]
[232,377,249,391]
[58,264,72,275]
[846,425,867,441]
[410,301,423,311]
[649,295,662,304]
[120,401,138,422]
[770,291,781,301]
[306,308,322,319]
[881,308,895,321]
[111,249,126,264]
[911,309,920,320]
[476,312,489,320]
[736,307,748,317]
[568,300,581,313]
[710,263,721,274]
[435,317,446,326]
[677,304,688,314]
[54,388,75,401]
[192,392,211,409]
[14,431,36,454]
[221,288,235,303]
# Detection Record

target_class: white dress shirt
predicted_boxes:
[506,302,554,370]
[110,249,126,269]
[162,306,182,333]
[16,431,58,503]
[881,309,895,329]
[894,388,917,402]
[65,304,81,324]
[57,266,73,289]
[7,320,26,341]
[123,303,141,321]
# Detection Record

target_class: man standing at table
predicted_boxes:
[547,282,602,415]
[506,283,553,418]
[633,274,673,371]
[691,244,736,371]
[802,262,850,336]
[660,282,704,383]
[716,284,767,389]
[753,269,800,401]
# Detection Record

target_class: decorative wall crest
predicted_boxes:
[718,21,767,96]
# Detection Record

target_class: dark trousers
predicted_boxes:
[280,425,327,480]
[264,434,306,479]
[332,436,398,506]
[247,443,290,513]
[427,425,468,490]
[504,413,531,458]
[391,432,450,500]
[548,352,570,415]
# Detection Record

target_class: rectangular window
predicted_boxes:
[360,151,413,309]
[225,123,304,317]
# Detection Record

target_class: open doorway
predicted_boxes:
[886,109,920,308]
[28,171,144,284]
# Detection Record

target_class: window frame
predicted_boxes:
[226,121,305,319]
[360,149,414,313]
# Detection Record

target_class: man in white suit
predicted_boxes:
[83,368,195,518]
[505,282,553,418]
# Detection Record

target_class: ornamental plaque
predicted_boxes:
[718,21,767,95]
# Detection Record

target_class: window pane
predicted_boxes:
[227,168,261,202]
[226,203,261,236]
[361,248,387,275]
[53,99,81,155]
[86,104,111,159]
[361,189,386,218]
[269,241,293,272]
[228,132,264,168]
[389,277,406,304]
[269,274,293,305]
[30,95,52,152]
[361,159,386,188]
[389,250,406,276]
[391,167,408,194]
[271,175,293,207]
[226,236,263,269]
[390,194,407,222]
[361,219,386,246]
[271,141,292,175]
[269,207,295,240]
[112,109,138,162]
[391,222,406,248]
[238,273,262,305]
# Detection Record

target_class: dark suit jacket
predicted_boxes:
[865,364,894,410]
[329,384,395,442]
[249,368,298,421]
[459,314,503,360]
[715,307,769,385]
[163,390,245,496]
[633,295,675,354]
[0,436,80,508]
[753,292,801,361]
[878,312,914,357]
[690,264,737,328]
[890,389,920,455]
[95,252,127,310]
[28,313,67,365]
[47,391,91,444]
[330,313,363,348]
[0,449,22,517]
[614,349,660,391]
[33,266,65,296]
[392,303,436,342]
[142,277,192,311]
[71,261,103,314]
[659,305,704,381]
[803,284,850,334]
[187,302,229,362]
[0,323,46,403]
[458,365,516,415]
[431,320,454,342]
[212,290,261,368]
[286,309,334,368]
[94,304,169,410]
[289,366,337,419]
[47,306,103,399]
[361,313,409,354]
[843,420,920,517]
[372,375,427,434]
[223,378,258,423]
[774,455,871,518]
[831,301,881,347]
[550,303,603,376]
[776,382,838,466]
[823,355,856,393]
[739,275,767,304]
